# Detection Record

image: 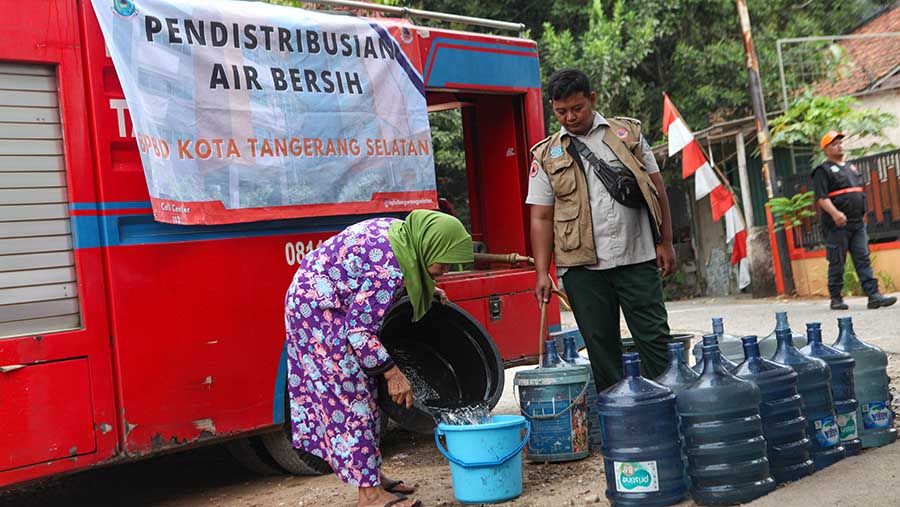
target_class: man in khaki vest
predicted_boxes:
[527,69,676,391]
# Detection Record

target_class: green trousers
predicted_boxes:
[562,261,671,392]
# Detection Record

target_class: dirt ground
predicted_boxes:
[3,354,898,507]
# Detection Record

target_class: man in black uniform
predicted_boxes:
[813,130,897,310]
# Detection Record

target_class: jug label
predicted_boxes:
[814,416,840,448]
[614,461,659,493]
[862,401,893,430]
[837,411,859,441]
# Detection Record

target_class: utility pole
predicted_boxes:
[736,0,795,295]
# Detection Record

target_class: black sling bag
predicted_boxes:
[568,136,643,209]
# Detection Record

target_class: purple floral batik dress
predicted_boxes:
[284,218,404,487]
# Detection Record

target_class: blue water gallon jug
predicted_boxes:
[692,333,737,374]
[541,339,564,368]
[801,322,862,455]
[655,342,699,490]
[733,336,814,484]
[598,353,686,507]
[692,318,744,365]
[759,311,807,359]
[562,335,601,449]
[656,342,699,395]
[771,328,845,470]
[831,316,897,448]
[678,343,775,505]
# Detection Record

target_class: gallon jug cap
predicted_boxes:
[711,317,724,335]
[701,333,719,346]
[741,335,761,359]
[563,334,576,344]
[701,343,720,357]
[838,316,853,326]
[775,311,790,329]
[806,322,823,342]
[622,353,641,377]
[775,327,794,342]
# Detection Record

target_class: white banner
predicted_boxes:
[93,0,436,224]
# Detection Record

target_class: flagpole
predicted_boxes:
[736,0,795,295]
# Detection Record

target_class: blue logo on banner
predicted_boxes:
[113,0,137,18]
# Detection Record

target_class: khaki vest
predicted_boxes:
[530,117,662,267]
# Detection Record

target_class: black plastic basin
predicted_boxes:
[377,297,504,434]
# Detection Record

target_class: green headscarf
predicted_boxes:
[388,210,473,322]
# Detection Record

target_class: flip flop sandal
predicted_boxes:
[382,479,416,494]
[383,495,422,507]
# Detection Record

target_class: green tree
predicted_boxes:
[540,0,657,130]
[767,190,816,231]
[267,0,893,142]
[770,91,898,164]
[429,110,471,229]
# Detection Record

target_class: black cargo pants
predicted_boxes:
[562,260,671,392]
[825,222,879,299]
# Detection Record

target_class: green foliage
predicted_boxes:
[265,0,894,142]
[770,91,898,164]
[540,0,657,125]
[429,110,470,229]
[767,190,816,231]
[842,255,895,297]
[843,256,863,297]
[661,267,687,301]
[879,269,896,293]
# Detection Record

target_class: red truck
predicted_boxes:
[0,0,560,487]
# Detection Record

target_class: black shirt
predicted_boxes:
[812,160,867,226]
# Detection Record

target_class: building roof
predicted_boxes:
[814,5,900,96]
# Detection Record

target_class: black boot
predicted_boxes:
[831,298,849,310]
[868,293,898,309]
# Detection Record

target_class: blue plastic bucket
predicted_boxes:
[435,415,530,504]
[514,365,591,462]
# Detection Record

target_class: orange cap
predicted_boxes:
[820,130,844,150]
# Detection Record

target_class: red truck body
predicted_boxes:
[0,0,558,488]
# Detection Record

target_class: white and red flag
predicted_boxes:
[663,94,750,289]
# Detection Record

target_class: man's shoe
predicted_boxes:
[831,298,849,310]
[868,293,898,309]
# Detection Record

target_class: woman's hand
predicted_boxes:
[384,366,414,408]
[434,287,449,305]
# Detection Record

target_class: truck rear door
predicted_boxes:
[0,0,118,487]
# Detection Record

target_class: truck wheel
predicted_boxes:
[260,429,333,476]
[225,436,285,476]
[267,378,388,475]
[260,387,333,476]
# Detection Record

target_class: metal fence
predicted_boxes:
[781,148,900,250]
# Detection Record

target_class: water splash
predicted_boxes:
[397,361,491,426]
[429,402,491,426]
[399,365,440,401]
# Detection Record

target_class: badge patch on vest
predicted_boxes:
[615,128,628,139]
[830,164,840,173]
[549,146,564,158]
[530,160,541,177]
